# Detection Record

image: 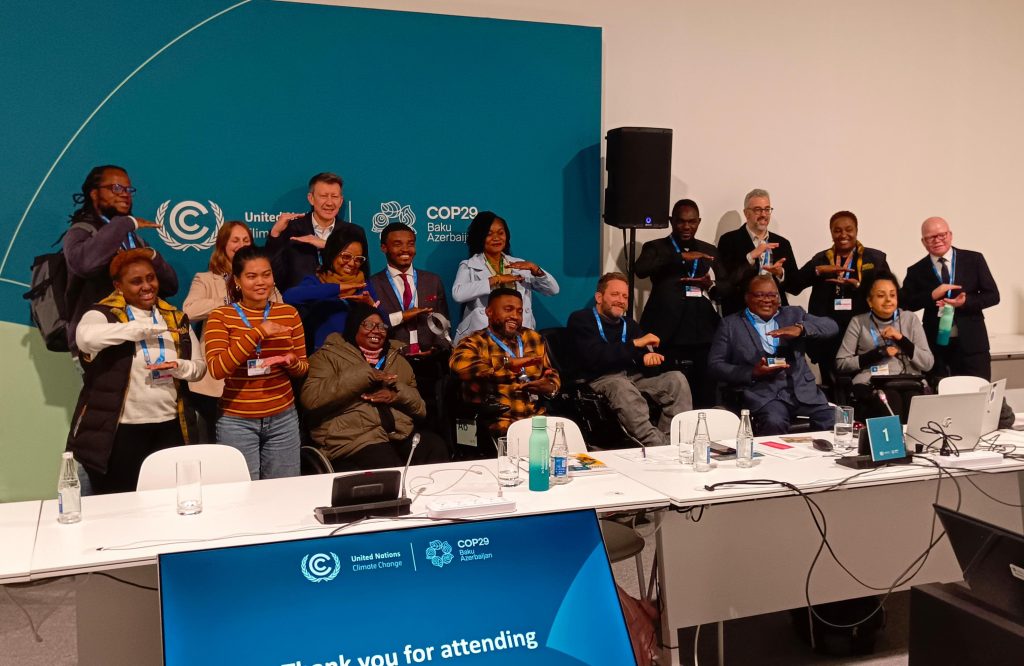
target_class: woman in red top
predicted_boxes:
[205,246,308,479]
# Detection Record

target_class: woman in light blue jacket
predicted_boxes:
[451,211,559,341]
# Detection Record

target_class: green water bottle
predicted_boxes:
[936,303,954,346]
[529,416,550,491]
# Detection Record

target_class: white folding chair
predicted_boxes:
[506,415,587,454]
[671,408,741,445]
[937,375,989,395]
[136,444,250,491]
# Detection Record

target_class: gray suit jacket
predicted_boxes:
[368,267,450,349]
[708,306,838,410]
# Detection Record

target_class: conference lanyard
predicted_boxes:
[930,249,956,299]
[488,331,524,359]
[101,215,138,250]
[125,306,165,365]
[868,311,900,348]
[593,306,627,343]
[754,236,772,268]
[669,236,699,277]
[232,301,272,357]
[484,255,505,276]
[385,268,418,311]
[372,354,387,370]
[744,308,779,354]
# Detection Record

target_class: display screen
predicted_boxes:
[159,510,636,665]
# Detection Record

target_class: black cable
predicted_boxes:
[94,571,157,592]
[920,420,963,456]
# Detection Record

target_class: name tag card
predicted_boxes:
[685,286,703,298]
[834,298,852,311]
[766,357,787,367]
[869,364,890,376]
[247,359,272,376]
[149,369,174,385]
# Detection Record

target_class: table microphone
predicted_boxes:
[875,389,895,416]
[400,434,421,500]
[623,431,648,459]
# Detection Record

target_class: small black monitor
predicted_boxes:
[934,504,1024,620]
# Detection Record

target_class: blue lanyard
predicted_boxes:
[101,215,138,250]
[592,306,627,343]
[125,306,165,365]
[868,311,900,348]
[744,308,779,353]
[487,331,524,359]
[373,354,386,370]
[232,301,272,356]
[385,268,418,311]
[669,236,699,277]
[753,236,771,268]
[930,249,956,298]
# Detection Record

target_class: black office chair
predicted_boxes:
[300,445,333,475]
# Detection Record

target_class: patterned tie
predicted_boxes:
[401,272,413,310]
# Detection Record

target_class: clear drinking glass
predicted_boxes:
[834,406,856,453]
[496,436,521,487]
[176,460,203,515]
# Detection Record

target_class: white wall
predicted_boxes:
[292,0,1024,333]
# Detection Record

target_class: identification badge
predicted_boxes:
[834,298,852,311]
[247,359,271,376]
[685,286,703,298]
[149,369,174,385]
[869,364,890,376]
[766,357,787,367]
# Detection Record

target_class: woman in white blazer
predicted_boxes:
[451,211,558,341]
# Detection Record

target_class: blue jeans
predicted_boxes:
[216,407,300,480]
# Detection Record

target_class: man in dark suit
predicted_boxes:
[368,222,450,352]
[636,198,721,407]
[717,188,798,315]
[265,172,367,291]
[708,275,838,435]
[901,217,999,380]
[567,272,692,448]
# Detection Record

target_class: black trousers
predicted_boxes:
[329,430,449,473]
[86,420,184,494]
[668,343,715,408]
[851,383,919,423]
[930,337,991,382]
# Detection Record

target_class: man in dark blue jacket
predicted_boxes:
[567,272,692,447]
[709,274,838,435]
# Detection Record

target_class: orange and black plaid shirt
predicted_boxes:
[449,327,561,432]
[204,302,309,418]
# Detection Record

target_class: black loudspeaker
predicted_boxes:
[604,127,672,229]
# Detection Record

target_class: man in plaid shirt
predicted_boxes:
[450,287,560,434]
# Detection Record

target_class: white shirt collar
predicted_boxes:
[311,217,335,241]
[931,248,954,268]
[388,264,413,278]
[746,225,769,245]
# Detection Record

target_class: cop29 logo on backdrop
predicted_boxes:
[155,199,224,251]
[375,200,478,243]
[372,201,416,234]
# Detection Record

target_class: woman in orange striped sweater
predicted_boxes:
[205,246,308,479]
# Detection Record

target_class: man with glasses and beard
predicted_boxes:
[709,275,838,435]
[63,165,178,357]
[717,188,798,316]
[901,217,1000,380]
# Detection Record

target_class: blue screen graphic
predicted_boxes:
[159,510,636,666]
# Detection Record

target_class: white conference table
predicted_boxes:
[0,500,41,584]
[597,432,1024,666]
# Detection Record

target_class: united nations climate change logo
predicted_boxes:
[155,199,224,251]
[372,201,416,234]
[425,540,454,568]
[300,552,341,583]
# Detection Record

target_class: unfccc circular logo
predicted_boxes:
[155,199,224,251]
[300,552,341,583]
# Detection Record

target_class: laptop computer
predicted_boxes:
[906,392,988,452]
[159,509,637,666]
[934,504,1024,620]
[979,379,1007,435]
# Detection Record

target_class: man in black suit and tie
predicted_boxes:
[708,275,838,435]
[901,217,1000,380]
[716,188,798,315]
[636,199,722,407]
[266,172,367,291]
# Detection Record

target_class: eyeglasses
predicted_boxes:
[338,252,367,265]
[97,184,137,195]
[748,291,780,301]
[746,207,773,215]
[922,231,950,244]
[360,321,387,332]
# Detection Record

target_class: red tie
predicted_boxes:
[401,272,413,310]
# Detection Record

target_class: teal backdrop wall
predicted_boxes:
[0,0,601,501]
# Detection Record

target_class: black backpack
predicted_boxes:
[22,222,95,352]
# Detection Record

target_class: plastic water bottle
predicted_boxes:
[57,452,82,524]
[936,303,954,346]
[692,413,713,472]
[549,422,570,485]
[736,409,755,468]
[529,416,550,491]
